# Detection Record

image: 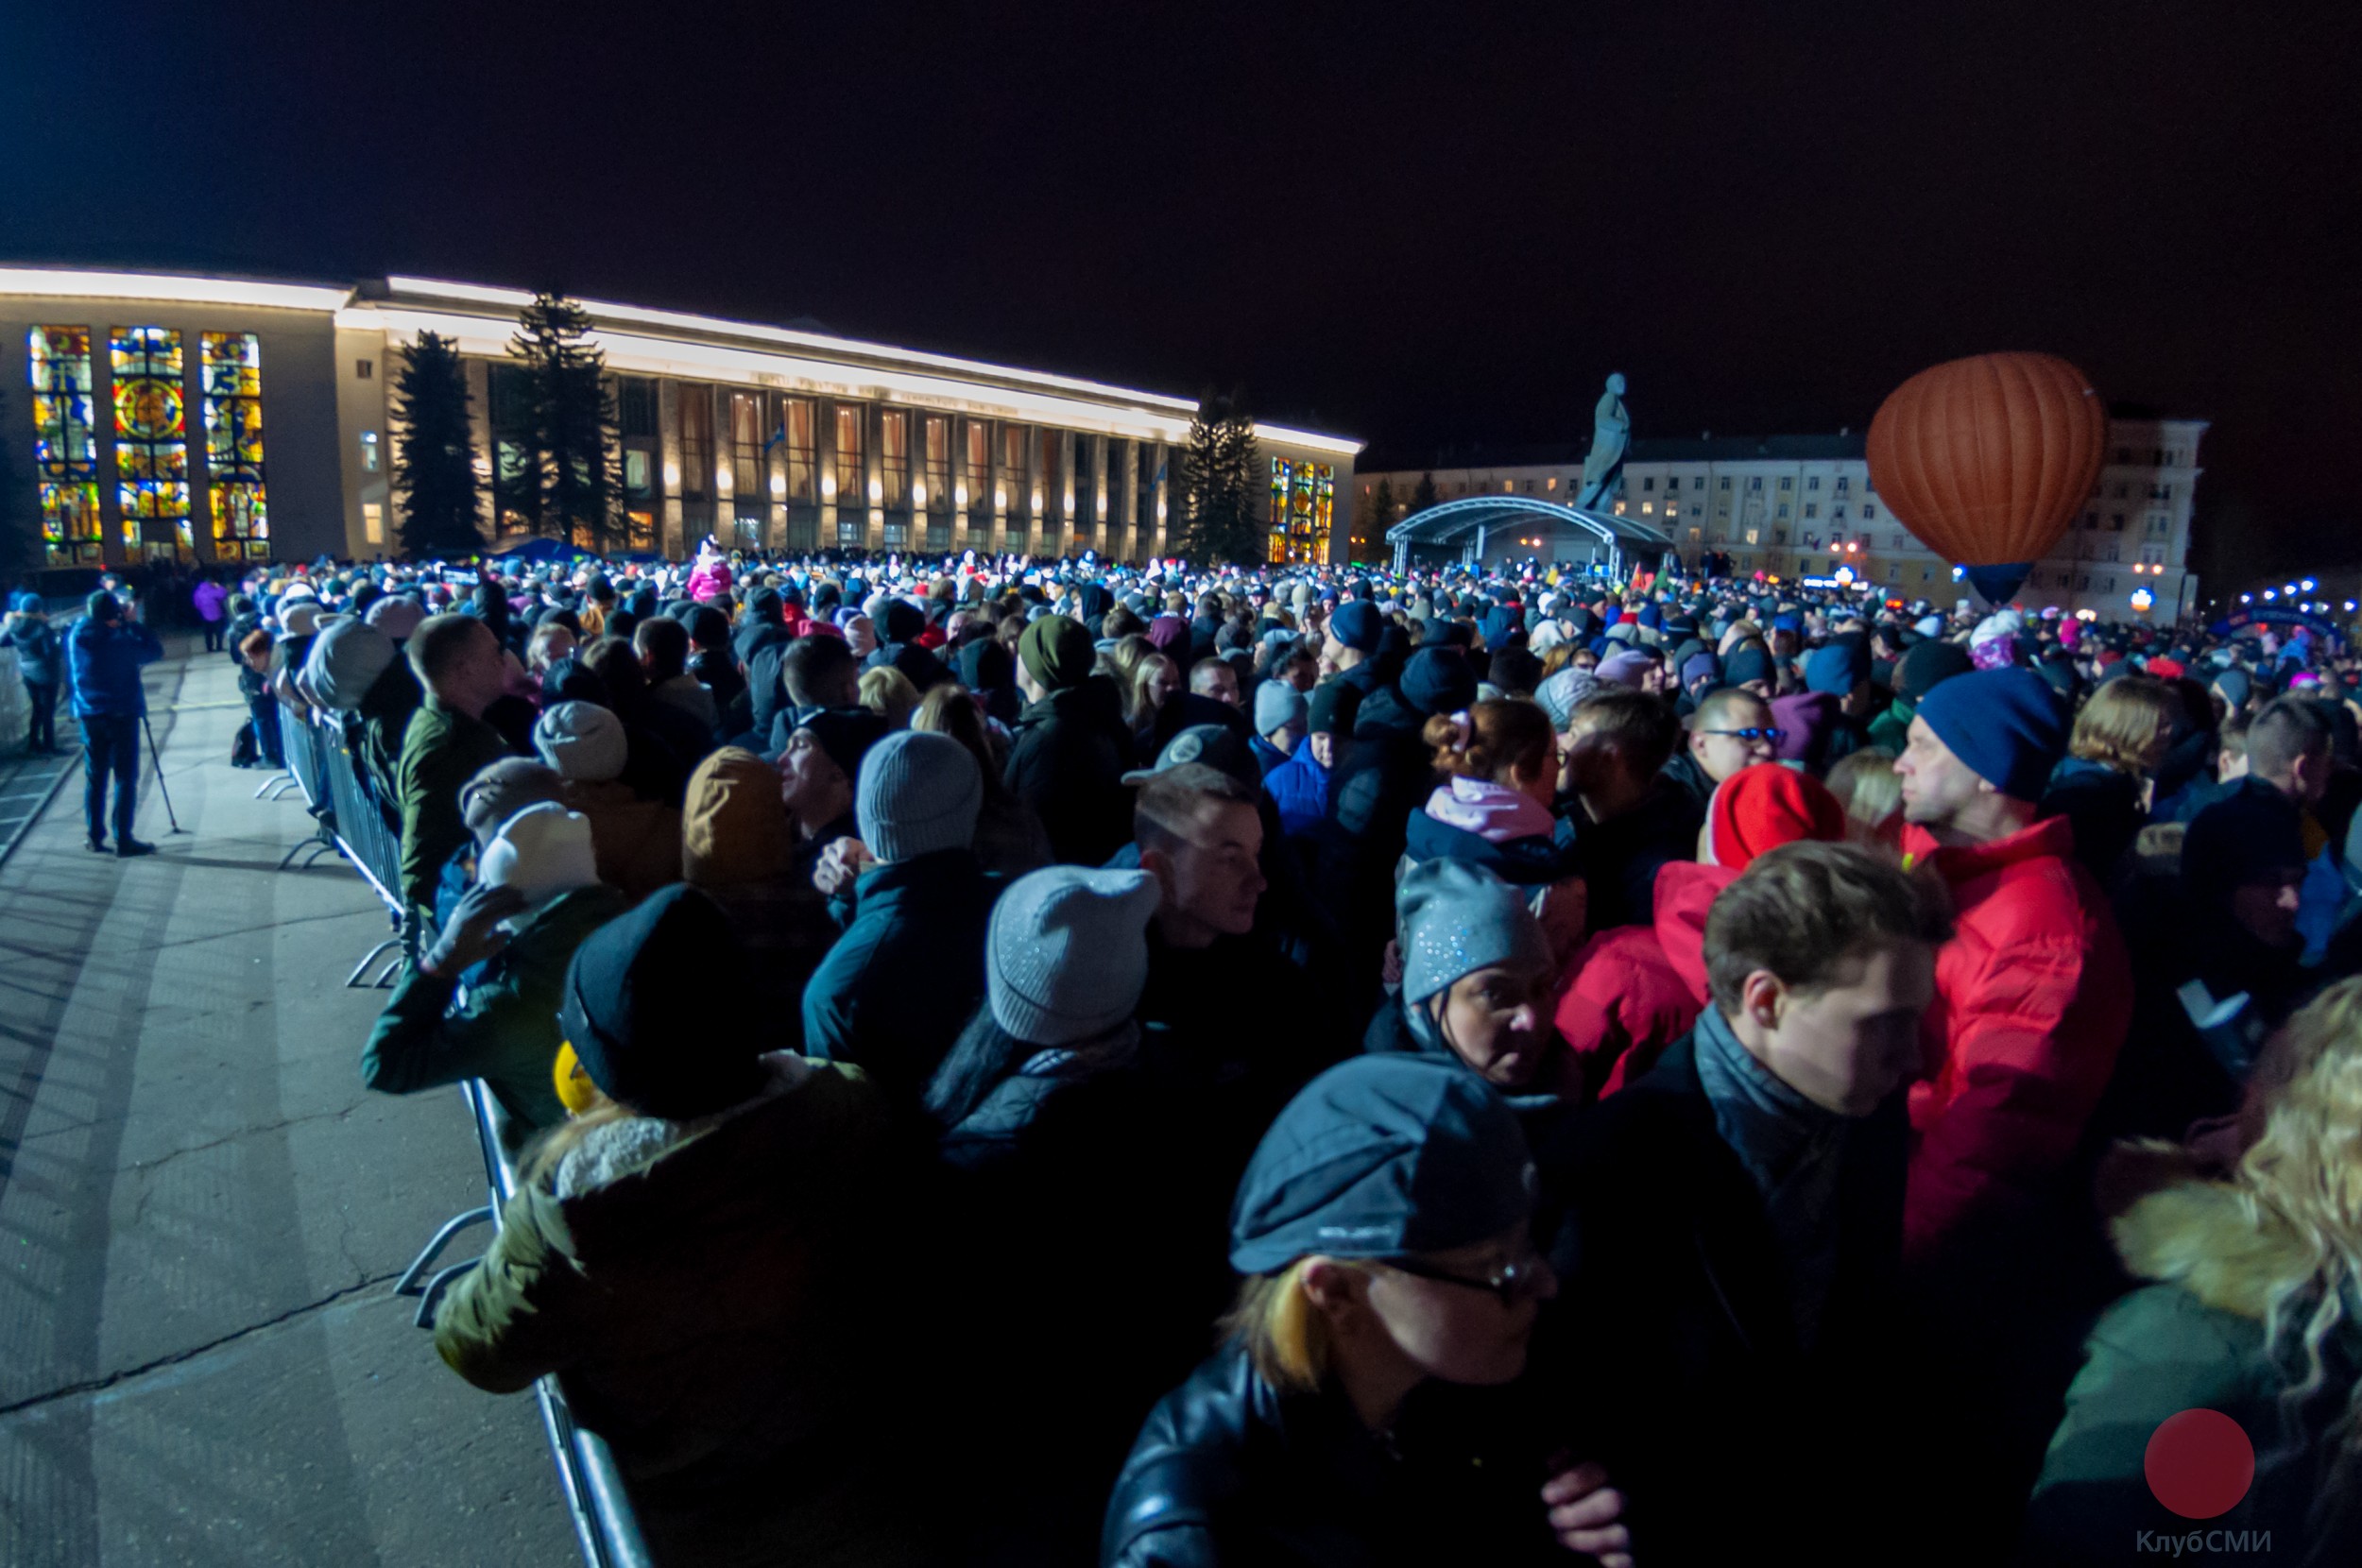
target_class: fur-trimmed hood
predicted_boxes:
[2113,1174,2313,1323]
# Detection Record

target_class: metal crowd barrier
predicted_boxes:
[265,704,654,1568]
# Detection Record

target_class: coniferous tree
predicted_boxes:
[508,293,623,551]
[390,332,484,559]
[1363,476,1399,546]
[1410,472,1440,515]
[1178,390,1262,564]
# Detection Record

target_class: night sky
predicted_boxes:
[6,2,2356,592]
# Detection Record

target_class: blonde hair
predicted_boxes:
[2068,676,2177,777]
[1223,1259,1357,1392]
[857,666,919,728]
[1127,654,1180,728]
[2234,977,2362,1478]
[1824,747,1902,844]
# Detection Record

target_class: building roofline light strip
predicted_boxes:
[0,267,352,313]
[381,278,1361,455]
[345,304,1362,455]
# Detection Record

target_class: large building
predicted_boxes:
[2,267,1360,570]
[1361,415,2207,619]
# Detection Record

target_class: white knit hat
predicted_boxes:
[987,867,1161,1047]
[534,701,627,783]
[477,802,601,906]
[857,729,982,863]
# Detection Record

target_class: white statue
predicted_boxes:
[1573,372,1630,510]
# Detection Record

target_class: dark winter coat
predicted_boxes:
[799,848,997,1109]
[1534,1031,1911,1563]
[1559,775,1704,932]
[1,614,60,684]
[1104,1346,1571,1568]
[65,615,163,716]
[2039,757,2148,885]
[1003,675,1137,866]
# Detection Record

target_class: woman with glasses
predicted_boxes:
[1103,1054,1634,1567]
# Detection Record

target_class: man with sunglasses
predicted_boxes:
[1684,687,1782,791]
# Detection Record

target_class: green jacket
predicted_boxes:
[362,884,629,1135]
[396,695,509,914]
[1864,694,1913,754]
[433,1059,898,1480]
[2024,1178,2362,1561]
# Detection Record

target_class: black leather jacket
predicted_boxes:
[1103,1345,1567,1568]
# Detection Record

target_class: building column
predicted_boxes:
[1149,439,1171,560]
[864,402,885,553]
[466,359,497,543]
[1119,438,1140,563]
[817,398,842,547]
[656,379,685,557]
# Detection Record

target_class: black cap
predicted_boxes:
[560,887,765,1119]
[1229,1056,1533,1273]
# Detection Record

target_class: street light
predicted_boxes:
[2265,589,2278,600]
[2241,593,2252,604]
[2303,578,2317,591]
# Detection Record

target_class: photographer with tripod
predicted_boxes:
[67,588,164,857]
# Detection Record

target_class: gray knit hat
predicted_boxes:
[304,617,396,712]
[857,729,982,862]
[988,867,1161,1046]
[1396,859,1552,1005]
[1254,681,1309,741]
[534,700,627,783]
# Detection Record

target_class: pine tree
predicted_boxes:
[508,293,623,552]
[1363,476,1399,545]
[1178,390,1262,564]
[390,332,484,559]
[1410,472,1440,515]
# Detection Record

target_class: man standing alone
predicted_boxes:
[67,589,163,857]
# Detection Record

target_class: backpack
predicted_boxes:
[231,719,260,768]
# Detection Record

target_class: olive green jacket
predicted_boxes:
[362,883,630,1135]
[395,695,509,914]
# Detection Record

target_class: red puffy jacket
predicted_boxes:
[1555,861,1734,1098]
[1901,815,2132,1261]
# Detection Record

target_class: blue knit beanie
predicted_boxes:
[1330,600,1383,654]
[1804,639,1869,696]
[1913,668,2065,801]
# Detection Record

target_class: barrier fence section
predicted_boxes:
[275,706,653,1568]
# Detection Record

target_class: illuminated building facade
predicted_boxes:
[1361,419,2205,620]
[3,268,1359,568]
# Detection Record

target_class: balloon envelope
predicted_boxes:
[1867,351,2105,605]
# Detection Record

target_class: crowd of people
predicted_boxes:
[74,537,2362,1562]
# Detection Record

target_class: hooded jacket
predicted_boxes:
[1553,859,1731,1097]
[433,1057,899,1480]
[1900,816,2133,1261]
[2024,1176,2362,1561]
[1003,674,1136,866]
[559,778,685,901]
[1261,742,1330,840]
[1,612,60,685]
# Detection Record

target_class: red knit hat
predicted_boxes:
[2146,656,2186,680]
[1707,763,1848,870]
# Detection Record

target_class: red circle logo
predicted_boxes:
[2144,1409,2255,1519]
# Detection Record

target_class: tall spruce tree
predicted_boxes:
[390,332,484,558]
[1410,471,1440,515]
[1362,476,1399,552]
[1178,390,1262,564]
[508,293,623,551]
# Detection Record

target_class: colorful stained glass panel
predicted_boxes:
[27,327,102,564]
[201,332,268,556]
[1266,458,1332,563]
[111,326,192,554]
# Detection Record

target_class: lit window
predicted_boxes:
[362,501,383,545]
[112,326,192,557]
[27,326,102,565]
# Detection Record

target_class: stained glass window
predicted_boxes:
[28,327,103,565]
[111,326,192,557]
[200,332,270,560]
[1266,458,1333,564]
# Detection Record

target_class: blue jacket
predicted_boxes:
[66,617,163,717]
[800,848,997,1107]
[1261,746,1329,839]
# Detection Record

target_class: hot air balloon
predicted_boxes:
[1866,351,2106,606]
